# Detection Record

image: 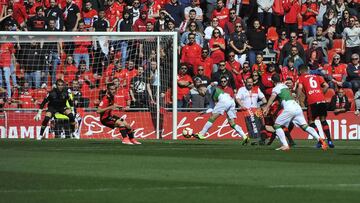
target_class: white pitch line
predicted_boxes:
[0,186,217,193]
[268,183,360,189]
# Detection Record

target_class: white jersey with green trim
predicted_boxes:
[207,85,232,108]
[272,83,300,110]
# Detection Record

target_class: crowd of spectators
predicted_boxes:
[0,0,359,113]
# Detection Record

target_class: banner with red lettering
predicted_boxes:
[0,111,359,140]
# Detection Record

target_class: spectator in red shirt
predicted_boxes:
[194,48,214,78]
[237,61,252,88]
[133,9,148,32]
[63,56,78,85]
[73,21,91,69]
[261,63,276,99]
[105,0,123,31]
[181,33,202,69]
[324,54,351,89]
[17,82,37,108]
[26,0,43,18]
[280,57,298,83]
[177,63,193,108]
[143,0,162,20]
[211,0,229,29]
[283,0,301,36]
[226,51,242,89]
[9,0,27,29]
[301,0,319,39]
[124,60,138,91]
[76,60,95,98]
[209,28,226,66]
[252,53,267,76]
[112,62,129,91]
[113,77,131,108]
[82,0,98,31]
[0,36,16,98]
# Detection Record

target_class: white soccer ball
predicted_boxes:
[182,127,193,138]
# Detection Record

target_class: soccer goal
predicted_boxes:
[0,31,178,140]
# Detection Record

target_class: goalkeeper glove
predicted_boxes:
[34,109,42,121]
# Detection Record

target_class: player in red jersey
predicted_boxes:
[97,82,141,145]
[297,65,333,148]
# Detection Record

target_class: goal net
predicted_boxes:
[0,31,178,140]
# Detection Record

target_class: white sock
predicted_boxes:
[305,126,320,140]
[234,124,247,138]
[200,121,213,135]
[275,128,289,147]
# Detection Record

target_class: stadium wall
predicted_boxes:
[0,111,359,140]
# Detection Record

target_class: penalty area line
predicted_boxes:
[268,183,360,189]
[0,186,220,193]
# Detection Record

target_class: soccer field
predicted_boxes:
[0,139,360,203]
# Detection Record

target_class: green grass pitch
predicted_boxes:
[0,139,360,203]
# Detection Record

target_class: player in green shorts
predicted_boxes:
[193,82,249,144]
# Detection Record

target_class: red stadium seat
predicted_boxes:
[267,27,278,41]
[350,101,355,111]
[331,39,343,53]
[343,88,354,100]
[343,88,355,111]
[324,88,335,103]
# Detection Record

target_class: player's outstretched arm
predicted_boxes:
[296,83,304,102]
[96,104,119,114]
[263,94,277,116]
[34,95,50,121]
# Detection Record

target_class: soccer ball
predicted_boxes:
[182,127,193,138]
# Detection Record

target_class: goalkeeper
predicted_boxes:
[34,79,76,139]
[193,82,249,144]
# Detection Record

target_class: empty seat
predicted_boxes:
[331,39,343,53]
[324,88,335,103]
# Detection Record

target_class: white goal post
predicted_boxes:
[0,31,178,140]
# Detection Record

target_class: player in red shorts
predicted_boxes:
[263,100,296,146]
[97,82,141,145]
[297,65,333,148]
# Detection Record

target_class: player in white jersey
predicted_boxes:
[263,74,328,151]
[193,82,249,144]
